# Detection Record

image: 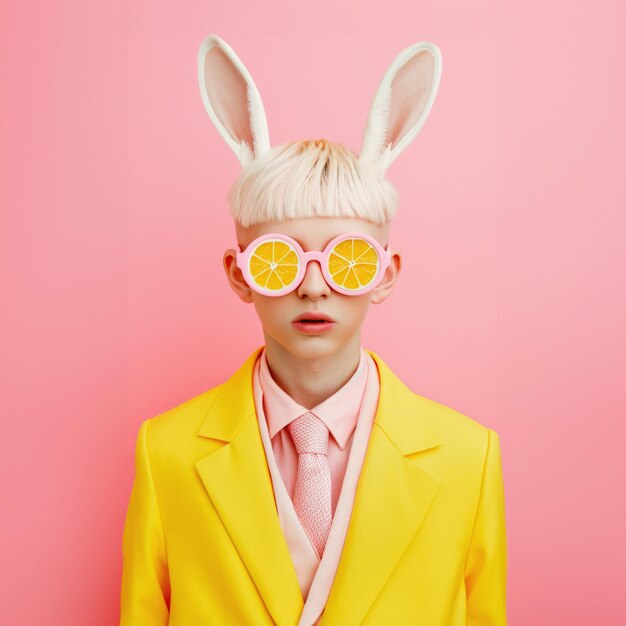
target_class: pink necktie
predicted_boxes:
[288,411,333,559]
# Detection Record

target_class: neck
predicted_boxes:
[262,333,362,409]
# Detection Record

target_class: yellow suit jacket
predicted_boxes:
[120,346,507,625]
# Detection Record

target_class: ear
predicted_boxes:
[359,42,442,174]
[223,248,254,303]
[197,34,271,168]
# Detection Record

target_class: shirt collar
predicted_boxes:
[258,346,368,449]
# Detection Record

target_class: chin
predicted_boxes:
[284,338,338,358]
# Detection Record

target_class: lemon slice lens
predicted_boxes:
[247,236,380,293]
[249,240,299,291]
[328,237,379,291]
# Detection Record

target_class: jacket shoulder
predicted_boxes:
[372,349,496,456]
[410,390,498,462]
[135,381,225,458]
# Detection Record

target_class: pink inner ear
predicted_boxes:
[204,46,254,149]
[387,50,435,148]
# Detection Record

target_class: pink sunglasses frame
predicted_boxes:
[236,231,392,297]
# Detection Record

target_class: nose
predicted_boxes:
[296,259,331,299]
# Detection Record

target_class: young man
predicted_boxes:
[120,35,507,625]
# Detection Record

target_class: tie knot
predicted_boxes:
[288,411,329,456]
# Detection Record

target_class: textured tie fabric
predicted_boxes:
[288,411,333,559]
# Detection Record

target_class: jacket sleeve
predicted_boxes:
[120,418,171,626]
[464,427,508,625]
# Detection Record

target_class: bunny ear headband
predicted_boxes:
[197,34,442,174]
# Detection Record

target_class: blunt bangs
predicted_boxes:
[227,139,399,228]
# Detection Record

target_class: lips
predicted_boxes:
[293,311,336,323]
[292,317,335,334]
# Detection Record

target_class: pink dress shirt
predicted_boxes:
[253,346,381,626]
[258,346,368,516]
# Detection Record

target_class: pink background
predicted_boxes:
[1,1,625,624]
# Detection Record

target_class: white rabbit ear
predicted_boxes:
[197,34,271,168]
[359,42,442,174]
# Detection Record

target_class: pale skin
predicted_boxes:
[223,217,402,410]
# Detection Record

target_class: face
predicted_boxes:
[222,217,402,361]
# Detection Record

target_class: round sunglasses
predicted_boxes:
[236,231,392,297]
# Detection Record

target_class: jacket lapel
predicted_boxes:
[194,346,443,626]
[195,346,304,626]
[320,350,443,625]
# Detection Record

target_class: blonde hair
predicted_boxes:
[227,139,399,228]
